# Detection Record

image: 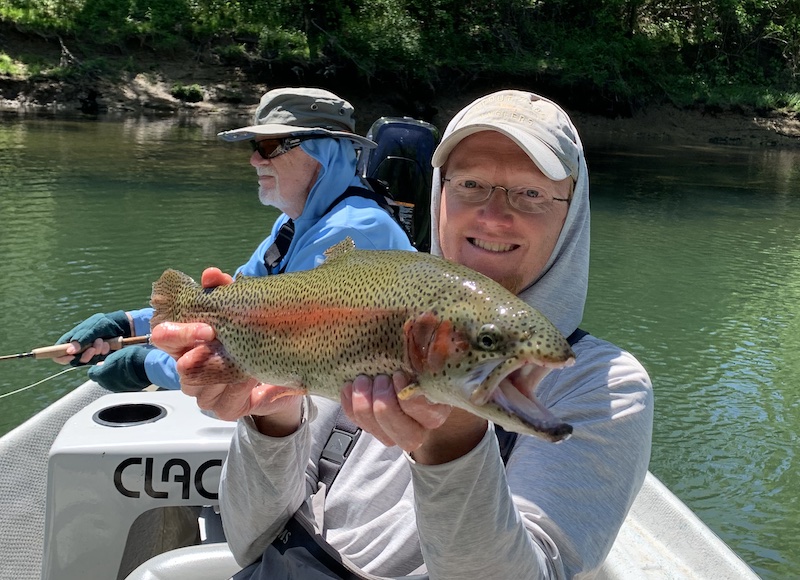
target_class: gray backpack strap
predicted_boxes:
[263,219,295,275]
[566,327,589,346]
[318,408,361,490]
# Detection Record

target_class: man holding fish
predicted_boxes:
[152,90,654,579]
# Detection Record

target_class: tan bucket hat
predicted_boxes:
[217,87,377,149]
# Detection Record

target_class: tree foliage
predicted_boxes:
[1,0,798,112]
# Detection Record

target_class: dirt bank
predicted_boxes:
[5,71,799,150]
[2,25,799,148]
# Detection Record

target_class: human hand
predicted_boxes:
[87,345,151,392]
[149,267,303,430]
[341,372,474,460]
[54,310,131,366]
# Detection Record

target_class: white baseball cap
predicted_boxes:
[432,90,579,181]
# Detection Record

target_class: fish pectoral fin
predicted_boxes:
[180,342,250,385]
[267,385,309,401]
[397,383,423,401]
[404,312,469,374]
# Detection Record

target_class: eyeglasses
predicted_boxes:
[249,136,323,160]
[443,175,571,214]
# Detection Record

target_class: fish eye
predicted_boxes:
[477,324,501,351]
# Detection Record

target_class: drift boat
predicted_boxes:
[0,380,760,579]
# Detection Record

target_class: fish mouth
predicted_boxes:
[468,356,575,443]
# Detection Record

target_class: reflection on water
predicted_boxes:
[585,142,800,578]
[1,115,799,577]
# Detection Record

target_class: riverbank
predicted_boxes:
[2,24,799,149]
[4,73,799,150]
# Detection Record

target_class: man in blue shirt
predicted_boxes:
[55,87,413,391]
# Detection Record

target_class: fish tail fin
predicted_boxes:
[150,269,198,327]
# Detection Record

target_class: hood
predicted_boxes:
[429,92,590,336]
[273,137,366,244]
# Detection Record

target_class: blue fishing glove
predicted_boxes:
[57,310,132,366]
[87,346,151,392]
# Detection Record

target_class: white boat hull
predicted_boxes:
[0,381,759,579]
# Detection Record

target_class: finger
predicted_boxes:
[349,375,375,425]
[97,337,111,355]
[195,379,255,421]
[78,337,107,364]
[183,374,298,422]
[77,346,96,364]
[177,341,248,382]
[340,382,354,415]
[175,344,249,416]
[175,342,252,419]
[340,383,362,429]
[201,267,234,289]
[392,371,451,430]
[249,383,304,417]
[65,340,81,356]
[150,322,216,358]
[348,375,394,447]
[370,374,427,451]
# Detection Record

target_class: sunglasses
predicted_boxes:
[249,135,324,159]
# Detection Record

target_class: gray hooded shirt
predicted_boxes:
[221,93,653,579]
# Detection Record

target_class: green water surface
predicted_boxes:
[1,113,798,578]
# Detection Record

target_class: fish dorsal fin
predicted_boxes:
[324,237,356,262]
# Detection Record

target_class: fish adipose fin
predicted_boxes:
[267,385,309,401]
[150,269,198,327]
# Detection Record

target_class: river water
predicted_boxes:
[1,112,798,578]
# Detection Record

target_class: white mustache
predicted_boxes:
[257,168,276,178]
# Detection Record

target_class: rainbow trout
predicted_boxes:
[151,239,576,441]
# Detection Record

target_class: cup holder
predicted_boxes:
[93,403,167,427]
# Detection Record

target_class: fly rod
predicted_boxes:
[0,335,150,361]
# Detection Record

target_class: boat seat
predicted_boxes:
[124,543,241,580]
